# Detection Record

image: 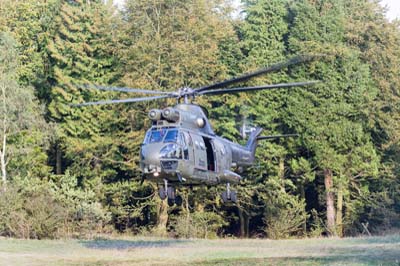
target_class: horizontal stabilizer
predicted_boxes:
[257,134,298,140]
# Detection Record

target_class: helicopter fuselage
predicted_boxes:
[139,103,261,186]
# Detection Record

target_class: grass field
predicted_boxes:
[0,235,399,266]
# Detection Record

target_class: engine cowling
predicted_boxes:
[162,107,180,122]
[148,109,162,121]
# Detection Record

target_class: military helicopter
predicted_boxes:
[75,55,319,206]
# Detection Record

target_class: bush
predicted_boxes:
[308,209,325,237]
[0,172,111,239]
[0,182,67,239]
[170,211,227,239]
[264,198,308,239]
[262,177,309,239]
[50,171,111,238]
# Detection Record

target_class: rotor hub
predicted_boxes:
[177,87,196,103]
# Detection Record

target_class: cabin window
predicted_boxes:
[179,133,185,146]
[200,142,206,150]
[185,132,193,146]
[180,133,189,160]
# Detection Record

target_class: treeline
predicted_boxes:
[0,0,399,239]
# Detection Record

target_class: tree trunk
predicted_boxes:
[0,133,6,185]
[1,84,6,186]
[155,199,168,235]
[324,168,336,236]
[56,143,62,175]
[279,157,285,191]
[300,184,307,234]
[184,192,190,238]
[238,206,248,238]
[336,181,343,237]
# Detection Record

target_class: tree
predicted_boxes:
[232,0,312,238]
[0,33,49,185]
[46,0,123,179]
[285,0,380,236]
[343,0,400,231]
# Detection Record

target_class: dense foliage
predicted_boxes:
[0,0,399,239]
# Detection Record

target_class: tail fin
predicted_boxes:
[246,127,263,162]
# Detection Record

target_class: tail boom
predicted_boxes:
[229,127,263,168]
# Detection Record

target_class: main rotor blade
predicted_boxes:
[258,134,299,140]
[78,84,171,95]
[198,81,319,96]
[195,55,320,92]
[72,95,173,107]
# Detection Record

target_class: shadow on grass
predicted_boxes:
[325,245,400,265]
[335,235,400,245]
[189,238,400,266]
[192,255,400,266]
[79,239,192,250]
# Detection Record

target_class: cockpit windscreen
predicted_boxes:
[164,129,178,143]
[144,128,179,144]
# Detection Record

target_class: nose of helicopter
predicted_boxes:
[140,144,161,170]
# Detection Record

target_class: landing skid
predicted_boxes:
[221,182,237,203]
[158,179,183,206]
[158,180,237,205]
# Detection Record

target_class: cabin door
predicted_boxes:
[203,137,216,172]
[189,133,207,171]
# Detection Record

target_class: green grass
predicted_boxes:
[0,235,399,266]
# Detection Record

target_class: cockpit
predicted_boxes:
[142,127,189,160]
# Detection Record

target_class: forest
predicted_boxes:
[0,0,399,239]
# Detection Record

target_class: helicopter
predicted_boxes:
[75,55,319,206]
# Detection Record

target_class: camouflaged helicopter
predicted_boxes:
[75,55,319,206]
